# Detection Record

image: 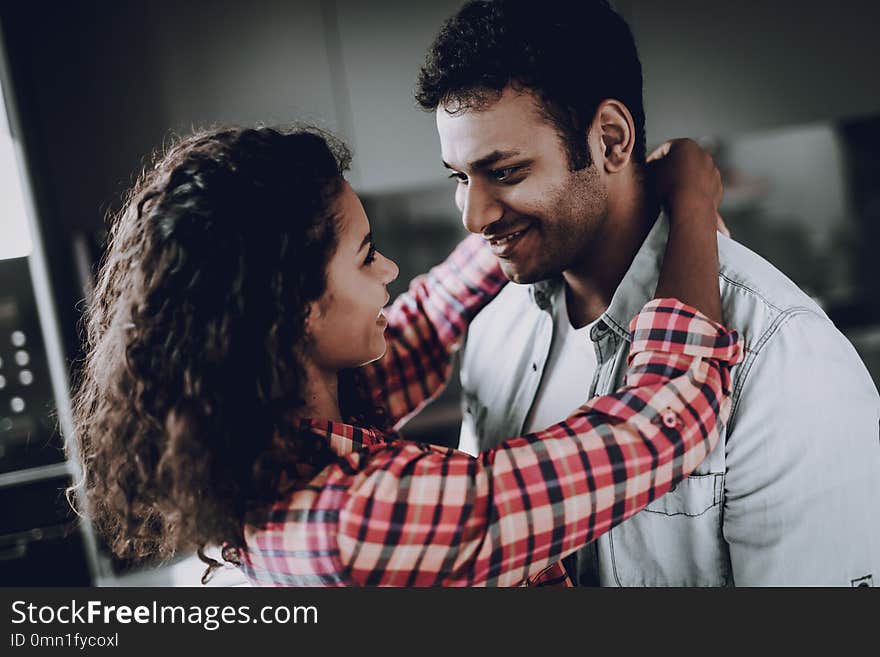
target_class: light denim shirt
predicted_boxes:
[459,216,880,586]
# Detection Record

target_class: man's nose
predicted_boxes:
[460,181,503,235]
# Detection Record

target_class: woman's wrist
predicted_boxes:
[664,192,717,228]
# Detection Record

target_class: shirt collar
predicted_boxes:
[602,213,668,339]
[527,214,669,340]
[301,418,386,457]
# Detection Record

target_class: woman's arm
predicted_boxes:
[244,303,740,587]
[650,138,724,322]
[327,145,733,586]
[323,299,741,586]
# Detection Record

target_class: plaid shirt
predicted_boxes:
[239,235,742,586]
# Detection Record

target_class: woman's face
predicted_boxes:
[306,182,399,372]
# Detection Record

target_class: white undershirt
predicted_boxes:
[522,289,599,434]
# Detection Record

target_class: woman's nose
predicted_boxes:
[381,253,399,284]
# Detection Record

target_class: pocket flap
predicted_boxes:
[643,473,724,517]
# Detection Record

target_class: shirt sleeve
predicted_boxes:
[325,298,743,586]
[357,234,507,429]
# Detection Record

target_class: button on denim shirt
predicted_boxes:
[459,216,880,586]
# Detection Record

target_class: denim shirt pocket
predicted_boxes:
[643,473,724,517]
[603,472,731,586]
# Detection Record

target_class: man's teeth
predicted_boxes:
[492,229,526,245]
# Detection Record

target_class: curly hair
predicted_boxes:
[68,126,377,572]
[415,0,646,170]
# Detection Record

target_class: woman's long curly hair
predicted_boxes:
[68,126,376,571]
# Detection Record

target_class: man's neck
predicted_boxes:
[563,176,659,328]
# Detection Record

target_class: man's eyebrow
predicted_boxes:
[358,232,372,253]
[443,149,523,171]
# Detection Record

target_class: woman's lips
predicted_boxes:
[377,293,390,327]
[487,225,531,258]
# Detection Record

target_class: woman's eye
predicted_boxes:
[363,244,377,266]
[447,172,468,185]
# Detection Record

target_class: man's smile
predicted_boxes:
[486,224,533,257]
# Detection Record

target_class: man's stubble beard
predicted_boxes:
[505,164,608,285]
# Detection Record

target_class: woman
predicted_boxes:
[69,126,740,586]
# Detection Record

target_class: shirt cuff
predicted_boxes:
[628,298,742,365]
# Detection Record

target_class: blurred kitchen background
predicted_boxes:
[0,0,878,586]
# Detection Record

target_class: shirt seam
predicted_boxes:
[718,271,786,315]
[727,305,824,436]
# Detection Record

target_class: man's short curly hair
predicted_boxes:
[416,0,646,170]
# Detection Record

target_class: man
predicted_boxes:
[415,0,880,586]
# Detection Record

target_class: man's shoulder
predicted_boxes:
[716,234,830,348]
[715,235,877,418]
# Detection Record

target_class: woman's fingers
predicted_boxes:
[647,140,673,163]
[716,213,730,238]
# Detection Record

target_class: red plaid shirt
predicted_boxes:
[239,235,742,586]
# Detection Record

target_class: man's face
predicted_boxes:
[436,87,609,283]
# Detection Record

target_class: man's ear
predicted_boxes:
[595,99,635,173]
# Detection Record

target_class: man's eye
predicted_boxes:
[490,166,519,182]
[363,244,377,266]
[447,172,468,185]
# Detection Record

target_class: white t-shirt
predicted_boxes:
[522,288,599,434]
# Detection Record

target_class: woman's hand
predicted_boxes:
[648,138,729,237]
